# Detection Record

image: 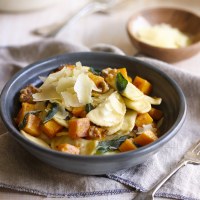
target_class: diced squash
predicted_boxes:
[41,119,64,138]
[148,108,163,120]
[135,113,153,127]
[133,76,152,95]
[119,138,137,152]
[66,64,75,70]
[68,118,90,139]
[16,102,35,124]
[72,106,86,118]
[134,130,158,146]
[23,114,41,137]
[56,143,80,155]
[88,72,105,87]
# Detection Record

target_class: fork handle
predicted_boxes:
[150,159,188,197]
[33,2,107,37]
[134,159,189,200]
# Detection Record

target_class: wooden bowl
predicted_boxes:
[127,7,200,62]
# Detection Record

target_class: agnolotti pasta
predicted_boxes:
[15,62,163,155]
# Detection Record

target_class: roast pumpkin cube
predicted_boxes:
[119,138,137,152]
[23,114,41,137]
[16,102,35,124]
[56,143,80,155]
[133,76,152,95]
[148,107,163,121]
[41,119,63,138]
[135,113,153,127]
[68,118,90,139]
[134,130,158,146]
[72,106,86,118]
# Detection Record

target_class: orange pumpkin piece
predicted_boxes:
[72,106,86,118]
[133,76,152,95]
[68,118,90,139]
[41,119,63,138]
[16,102,35,124]
[148,108,163,121]
[66,64,75,70]
[119,138,137,152]
[135,113,153,127]
[23,114,41,137]
[134,130,158,146]
[56,144,80,155]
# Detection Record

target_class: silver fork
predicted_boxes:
[134,140,200,200]
[32,0,120,37]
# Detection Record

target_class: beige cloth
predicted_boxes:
[0,40,200,199]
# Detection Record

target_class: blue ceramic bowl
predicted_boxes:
[0,52,186,175]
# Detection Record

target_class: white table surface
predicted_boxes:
[0,0,200,199]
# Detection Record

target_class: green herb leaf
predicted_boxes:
[116,72,128,93]
[43,103,59,124]
[85,103,94,113]
[96,135,129,153]
[18,110,41,130]
[90,67,102,76]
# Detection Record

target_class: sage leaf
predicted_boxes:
[116,72,128,93]
[96,135,129,153]
[85,103,94,113]
[43,103,59,124]
[90,67,102,76]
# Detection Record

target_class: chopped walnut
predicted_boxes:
[19,85,39,103]
[87,125,107,139]
[98,81,109,93]
[102,68,118,89]
[102,68,117,77]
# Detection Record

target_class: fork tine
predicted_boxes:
[192,140,200,154]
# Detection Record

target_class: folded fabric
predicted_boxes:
[0,40,199,200]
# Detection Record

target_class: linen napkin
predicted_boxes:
[0,40,200,200]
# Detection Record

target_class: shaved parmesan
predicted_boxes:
[74,73,94,104]
[33,85,61,101]
[41,67,72,89]
[61,91,82,108]
[56,77,76,93]
[73,62,89,78]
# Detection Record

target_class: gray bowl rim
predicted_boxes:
[0,52,187,162]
